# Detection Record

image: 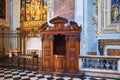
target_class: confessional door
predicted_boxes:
[42,39,53,71]
[66,39,79,73]
[53,34,66,72]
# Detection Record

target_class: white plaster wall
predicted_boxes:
[75,0,83,26]
[26,37,42,57]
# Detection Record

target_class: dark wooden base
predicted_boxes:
[39,70,84,78]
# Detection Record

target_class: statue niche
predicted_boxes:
[39,16,82,77]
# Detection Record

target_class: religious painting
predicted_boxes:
[0,0,6,19]
[20,0,47,21]
[98,0,120,33]
[111,0,120,23]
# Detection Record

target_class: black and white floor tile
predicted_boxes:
[0,68,119,80]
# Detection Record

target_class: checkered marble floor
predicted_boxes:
[0,68,119,80]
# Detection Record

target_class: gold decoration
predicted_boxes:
[92,0,101,37]
[93,0,98,16]
[20,0,47,33]
[25,0,47,21]
[92,16,100,36]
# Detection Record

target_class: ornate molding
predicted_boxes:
[20,21,46,28]
[68,34,80,41]
[99,0,120,33]
[39,16,81,32]
[40,16,81,41]
[92,0,101,37]
[42,34,54,40]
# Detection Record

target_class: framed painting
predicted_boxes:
[98,0,120,33]
[0,0,6,19]
[111,0,120,23]
[0,0,9,26]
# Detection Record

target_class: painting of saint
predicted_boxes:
[0,0,6,19]
[111,0,120,23]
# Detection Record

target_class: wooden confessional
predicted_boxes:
[39,16,82,76]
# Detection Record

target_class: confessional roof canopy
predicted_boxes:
[39,16,81,32]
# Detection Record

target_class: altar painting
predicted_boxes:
[21,0,47,21]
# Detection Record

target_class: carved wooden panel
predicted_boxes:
[44,40,50,48]
[66,39,79,73]
[68,58,76,73]
[42,39,53,71]
[54,55,65,72]
[43,59,51,71]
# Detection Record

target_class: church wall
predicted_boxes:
[84,0,120,55]
[76,0,98,55]
[73,0,98,55]
[54,0,74,20]
[86,0,98,54]
[74,0,85,55]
